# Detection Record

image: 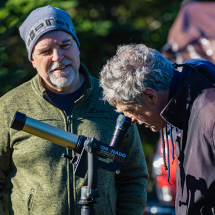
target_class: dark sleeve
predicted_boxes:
[194,120,215,215]
[0,108,11,215]
[115,123,148,215]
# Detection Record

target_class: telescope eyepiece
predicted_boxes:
[116,114,131,130]
[109,114,131,148]
[10,111,27,131]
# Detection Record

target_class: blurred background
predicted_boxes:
[1,0,215,214]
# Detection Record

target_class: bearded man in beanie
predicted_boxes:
[100,44,215,215]
[0,6,148,215]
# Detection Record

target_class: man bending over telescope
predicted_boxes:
[0,6,148,215]
[100,44,215,215]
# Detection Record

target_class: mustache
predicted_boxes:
[47,59,74,74]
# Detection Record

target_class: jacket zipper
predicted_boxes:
[66,114,75,215]
[43,93,75,215]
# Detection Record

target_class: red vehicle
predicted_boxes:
[153,139,177,205]
[144,137,176,215]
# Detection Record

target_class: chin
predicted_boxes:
[52,79,71,88]
[50,70,76,86]
[50,75,75,88]
[151,128,160,132]
[150,126,160,132]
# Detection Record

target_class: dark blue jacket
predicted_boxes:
[161,59,215,215]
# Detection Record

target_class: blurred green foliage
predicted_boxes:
[0,0,185,163]
[0,0,183,96]
[0,0,208,179]
[0,0,211,213]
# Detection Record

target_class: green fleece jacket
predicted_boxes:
[0,64,148,215]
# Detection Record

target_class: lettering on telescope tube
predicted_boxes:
[99,144,126,158]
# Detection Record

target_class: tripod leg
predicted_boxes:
[80,186,95,215]
[81,205,95,215]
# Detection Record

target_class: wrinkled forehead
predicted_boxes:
[115,102,136,113]
[38,30,74,42]
[33,30,74,50]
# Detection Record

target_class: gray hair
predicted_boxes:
[99,44,175,106]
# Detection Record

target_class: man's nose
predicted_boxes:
[123,112,137,124]
[131,117,137,124]
[52,49,63,62]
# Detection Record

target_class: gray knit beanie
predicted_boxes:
[19,5,80,61]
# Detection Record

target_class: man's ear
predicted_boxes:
[74,40,80,55]
[77,46,80,55]
[142,87,158,105]
[31,54,37,69]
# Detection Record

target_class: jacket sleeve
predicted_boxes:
[115,123,148,215]
[192,119,215,215]
[0,107,11,215]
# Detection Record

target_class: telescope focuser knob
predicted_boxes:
[61,153,78,164]
[84,137,101,153]
[116,170,121,174]
[88,189,100,200]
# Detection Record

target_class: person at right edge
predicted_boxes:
[99,44,215,215]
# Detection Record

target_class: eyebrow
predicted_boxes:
[116,106,133,113]
[37,47,49,53]
[115,109,122,113]
[58,39,72,45]
[37,39,72,53]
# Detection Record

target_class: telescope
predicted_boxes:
[10,111,131,215]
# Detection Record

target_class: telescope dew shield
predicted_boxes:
[109,114,131,148]
[10,111,79,150]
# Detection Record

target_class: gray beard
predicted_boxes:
[47,60,76,89]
